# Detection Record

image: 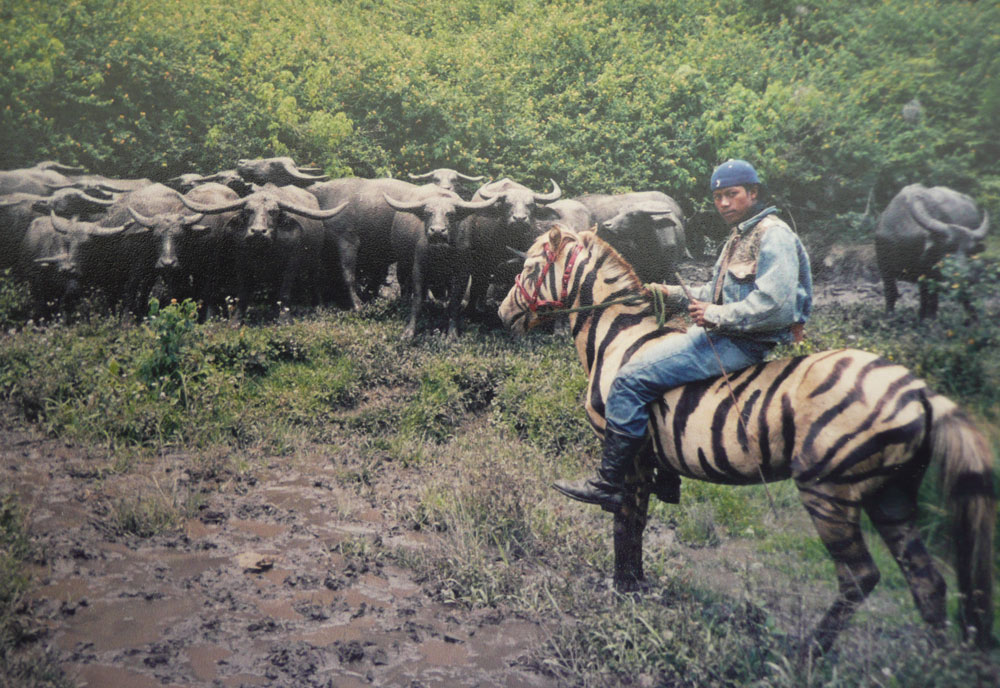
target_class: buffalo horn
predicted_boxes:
[182,213,206,227]
[407,171,434,181]
[456,172,485,182]
[277,199,348,220]
[37,161,86,175]
[180,195,248,214]
[97,182,134,194]
[127,207,158,229]
[457,197,500,212]
[910,194,977,238]
[383,194,426,213]
[49,212,77,234]
[475,184,498,201]
[35,252,70,266]
[50,212,128,237]
[86,220,129,237]
[533,179,562,203]
[280,159,329,183]
[70,189,114,206]
[506,246,528,260]
[970,208,990,239]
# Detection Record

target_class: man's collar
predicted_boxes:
[736,205,779,234]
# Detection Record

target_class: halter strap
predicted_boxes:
[514,242,583,312]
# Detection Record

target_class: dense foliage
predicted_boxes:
[2,0,997,235]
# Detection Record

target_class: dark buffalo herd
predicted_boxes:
[2,157,990,334]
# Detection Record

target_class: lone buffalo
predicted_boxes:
[875,184,989,319]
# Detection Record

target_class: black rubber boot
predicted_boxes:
[552,429,647,512]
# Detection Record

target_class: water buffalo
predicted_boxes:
[18,213,128,319]
[385,187,497,339]
[104,183,218,312]
[0,168,72,196]
[534,198,595,234]
[307,177,427,309]
[875,184,990,319]
[407,169,485,198]
[177,183,242,318]
[464,177,562,314]
[593,199,687,284]
[1,189,114,271]
[237,157,329,187]
[181,183,346,324]
[166,169,254,197]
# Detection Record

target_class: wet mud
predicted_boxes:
[2,427,557,687]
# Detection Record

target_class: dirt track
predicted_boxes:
[2,258,910,688]
[3,414,560,688]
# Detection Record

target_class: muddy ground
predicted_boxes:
[1,258,914,688]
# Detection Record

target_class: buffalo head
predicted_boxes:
[476,178,562,232]
[181,186,346,245]
[909,189,990,260]
[31,188,114,219]
[384,191,497,243]
[125,207,207,271]
[407,168,485,194]
[40,212,128,275]
[236,157,329,187]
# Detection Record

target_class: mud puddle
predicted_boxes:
[2,425,558,687]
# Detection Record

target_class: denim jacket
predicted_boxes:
[666,207,813,344]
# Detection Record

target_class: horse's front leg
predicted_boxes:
[613,486,650,591]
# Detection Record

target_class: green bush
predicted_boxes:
[0,270,30,331]
[1,0,995,226]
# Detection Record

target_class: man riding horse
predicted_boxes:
[553,160,813,511]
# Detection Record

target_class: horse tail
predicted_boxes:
[931,396,996,647]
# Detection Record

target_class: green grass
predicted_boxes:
[1,281,999,686]
[0,495,74,687]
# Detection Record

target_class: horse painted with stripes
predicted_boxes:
[499,225,995,653]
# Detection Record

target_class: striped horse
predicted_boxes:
[498,225,995,653]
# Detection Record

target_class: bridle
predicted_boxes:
[513,241,583,314]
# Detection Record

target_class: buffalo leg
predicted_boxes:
[276,251,303,325]
[336,234,364,310]
[883,276,899,313]
[918,280,938,319]
[404,242,428,340]
[446,264,470,339]
[798,485,880,657]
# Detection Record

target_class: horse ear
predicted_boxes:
[547,225,563,249]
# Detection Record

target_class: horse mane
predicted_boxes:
[573,230,687,329]
[577,230,646,294]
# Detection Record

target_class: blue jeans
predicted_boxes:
[604,326,773,438]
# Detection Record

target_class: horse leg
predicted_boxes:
[798,486,881,657]
[613,490,649,592]
[865,488,947,629]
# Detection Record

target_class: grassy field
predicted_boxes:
[1,267,999,686]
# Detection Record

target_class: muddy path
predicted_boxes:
[1,260,919,688]
[2,417,556,688]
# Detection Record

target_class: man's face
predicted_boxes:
[712,185,757,226]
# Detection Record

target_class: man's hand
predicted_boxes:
[688,299,714,327]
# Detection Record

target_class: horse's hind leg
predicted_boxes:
[613,490,650,592]
[798,486,881,656]
[865,486,947,628]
